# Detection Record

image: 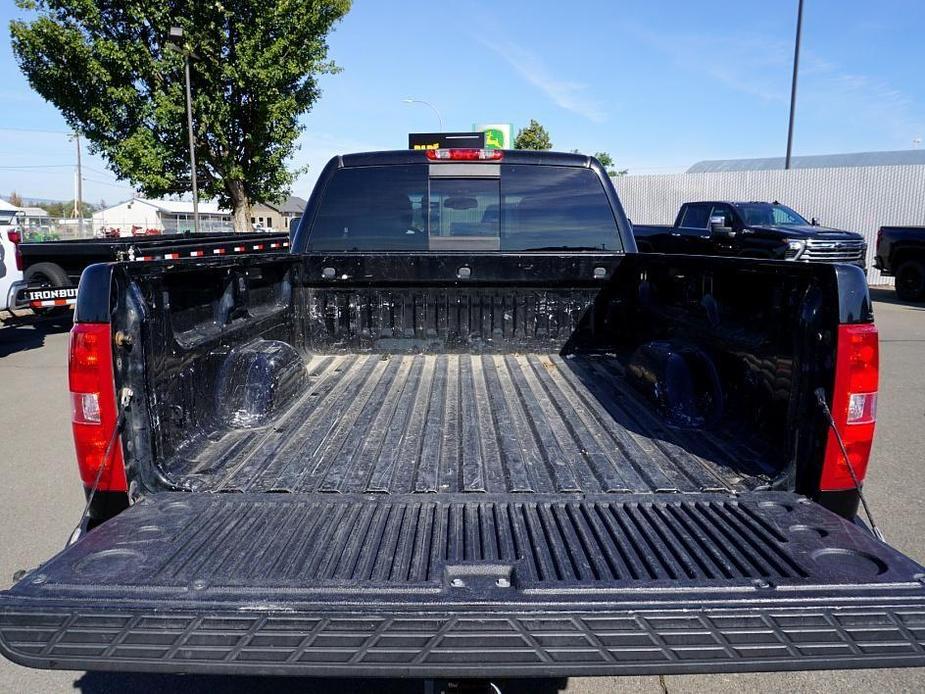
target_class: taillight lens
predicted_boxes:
[425,148,504,161]
[69,323,127,492]
[820,323,879,491]
[7,229,23,271]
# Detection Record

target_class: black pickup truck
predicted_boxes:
[7,231,289,314]
[2,149,923,680]
[874,225,925,301]
[633,201,867,268]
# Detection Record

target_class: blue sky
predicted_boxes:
[1,0,923,205]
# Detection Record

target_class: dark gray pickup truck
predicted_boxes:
[1,150,923,680]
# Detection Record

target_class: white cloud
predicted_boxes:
[479,38,607,123]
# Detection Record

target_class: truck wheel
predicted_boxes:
[24,262,72,320]
[894,259,925,302]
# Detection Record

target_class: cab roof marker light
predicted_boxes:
[425,148,504,161]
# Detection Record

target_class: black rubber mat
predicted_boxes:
[3,491,924,676]
[167,354,776,494]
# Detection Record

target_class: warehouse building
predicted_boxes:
[615,149,925,285]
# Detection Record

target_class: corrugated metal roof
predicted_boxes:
[687,149,925,173]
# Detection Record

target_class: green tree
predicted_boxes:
[514,119,552,150]
[42,199,97,218]
[593,152,628,177]
[11,0,350,230]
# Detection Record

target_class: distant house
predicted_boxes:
[250,196,307,232]
[19,206,51,231]
[0,200,50,230]
[92,198,234,236]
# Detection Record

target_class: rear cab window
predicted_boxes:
[307,163,622,252]
[679,204,711,229]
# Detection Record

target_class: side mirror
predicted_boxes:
[811,217,820,226]
[710,217,734,237]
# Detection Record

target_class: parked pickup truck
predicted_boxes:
[633,201,867,268]
[874,225,925,301]
[2,149,924,680]
[5,230,290,315]
[0,209,23,312]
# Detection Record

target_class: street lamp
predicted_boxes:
[168,26,200,234]
[784,0,804,170]
[402,98,444,131]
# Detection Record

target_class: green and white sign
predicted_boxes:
[473,123,513,149]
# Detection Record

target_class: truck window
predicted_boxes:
[679,204,710,229]
[735,202,808,226]
[429,178,501,250]
[709,204,734,227]
[308,165,429,251]
[499,165,619,251]
[307,164,621,252]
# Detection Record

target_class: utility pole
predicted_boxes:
[183,55,200,234]
[785,0,804,170]
[72,131,84,236]
[169,26,200,234]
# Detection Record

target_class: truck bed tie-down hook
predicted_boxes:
[69,388,132,544]
[814,387,884,542]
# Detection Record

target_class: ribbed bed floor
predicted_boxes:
[166,354,777,494]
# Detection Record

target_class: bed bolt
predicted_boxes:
[191,579,208,591]
[31,574,48,585]
[450,578,466,588]
[496,578,511,588]
[914,573,925,586]
[751,578,772,589]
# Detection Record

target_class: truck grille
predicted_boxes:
[802,238,866,264]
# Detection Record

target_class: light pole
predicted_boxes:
[168,26,200,234]
[69,131,84,236]
[402,98,444,131]
[785,0,804,170]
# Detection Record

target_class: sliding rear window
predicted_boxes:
[307,164,621,252]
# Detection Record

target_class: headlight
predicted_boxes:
[787,239,805,251]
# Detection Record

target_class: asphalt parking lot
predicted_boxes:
[0,289,923,693]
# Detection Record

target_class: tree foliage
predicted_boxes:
[11,0,351,229]
[8,191,23,207]
[514,119,552,150]
[593,152,627,177]
[42,199,97,218]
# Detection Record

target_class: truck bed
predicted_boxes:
[166,353,774,495]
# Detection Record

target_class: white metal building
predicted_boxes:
[615,151,925,285]
[92,198,233,236]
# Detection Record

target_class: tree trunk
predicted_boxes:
[227,180,251,232]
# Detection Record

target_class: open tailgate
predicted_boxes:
[2,491,924,677]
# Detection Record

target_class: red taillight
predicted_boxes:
[7,229,23,271]
[820,323,879,491]
[69,323,127,492]
[425,148,504,161]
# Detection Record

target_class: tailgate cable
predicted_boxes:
[814,388,884,542]
[70,389,131,543]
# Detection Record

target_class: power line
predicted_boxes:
[0,126,71,135]
[80,176,135,190]
[0,164,74,169]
